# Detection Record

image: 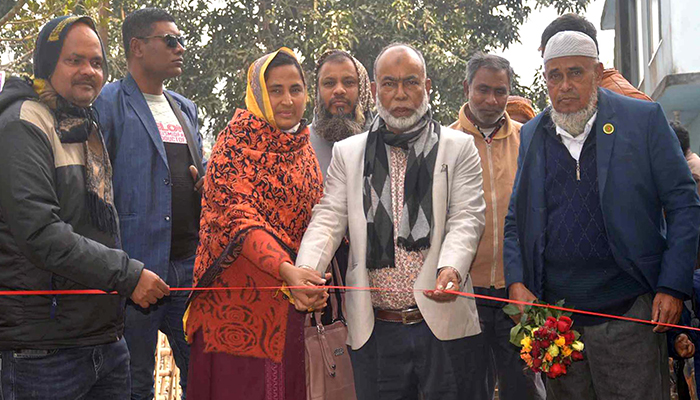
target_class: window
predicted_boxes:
[648,0,662,56]
[636,0,645,81]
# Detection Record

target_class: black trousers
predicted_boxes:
[475,286,546,400]
[349,318,489,400]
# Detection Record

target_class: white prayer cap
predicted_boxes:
[542,31,598,64]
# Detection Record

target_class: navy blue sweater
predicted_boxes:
[543,125,647,325]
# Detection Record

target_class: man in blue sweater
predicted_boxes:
[504,28,700,399]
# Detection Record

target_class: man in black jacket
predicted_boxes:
[0,16,169,400]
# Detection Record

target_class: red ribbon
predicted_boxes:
[0,285,697,332]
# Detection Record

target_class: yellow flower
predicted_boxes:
[562,346,573,357]
[572,341,585,352]
[555,336,566,347]
[520,336,532,348]
[547,344,559,357]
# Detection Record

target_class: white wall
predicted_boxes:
[639,0,700,94]
[669,0,700,74]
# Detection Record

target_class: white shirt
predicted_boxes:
[142,93,185,144]
[555,112,597,161]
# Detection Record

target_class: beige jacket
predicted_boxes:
[296,127,486,350]
[450,105,521,289]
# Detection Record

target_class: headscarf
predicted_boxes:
[244,47,303,130]
[33,15,109,81]
[506,95,536,123]
[314,49,374,128]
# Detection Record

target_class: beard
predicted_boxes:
[376,91,430,132]
[469,103,505,127]
[314,105,365,143]
[550,89,599,137]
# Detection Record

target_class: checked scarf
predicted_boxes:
[35,79,118,237]
[363,110,440,270]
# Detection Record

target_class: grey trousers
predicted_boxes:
[546,293,670,400]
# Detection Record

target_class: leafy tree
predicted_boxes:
[2,0,589,139]
[513,65,550,113]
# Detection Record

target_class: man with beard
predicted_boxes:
[450,53,545,400]
[0,16,168,399]
[504,29,700,399]
[311,49,373,179]
[296,43,488,400]
[539,13,652,102]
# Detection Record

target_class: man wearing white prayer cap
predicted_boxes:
[504,24,700,400]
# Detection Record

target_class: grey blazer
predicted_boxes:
[296,126,486,350]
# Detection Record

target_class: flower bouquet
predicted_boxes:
[503,300,584,378]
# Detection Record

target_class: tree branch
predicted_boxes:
[0,33,37,43]
[1,49,33,71]
[0,0,28,27]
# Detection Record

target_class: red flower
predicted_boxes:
[533,358,543,369]
[572,351,584,361]
[532,347,541,358]
[545,317,557,328]
[550,363,565,377]
[557,316,573,333]
[564,331,575,344]
[541,340,550,348]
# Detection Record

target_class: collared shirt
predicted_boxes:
[555,112,597,161]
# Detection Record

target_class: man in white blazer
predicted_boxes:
[296,43,489,400]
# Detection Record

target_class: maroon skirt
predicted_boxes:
[186,305,306,400]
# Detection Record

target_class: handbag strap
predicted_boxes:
[163,91,205,178]
[308,250,347,327]
[329,257,344,322]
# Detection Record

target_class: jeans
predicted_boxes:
[125,254,193,400]
[0,337,130,400]
[475,286,546,400]
[349,318,489,400]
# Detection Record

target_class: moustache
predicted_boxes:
[557,95,579,102]
[72,79,97,88]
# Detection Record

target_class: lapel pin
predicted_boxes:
[603,123,614,135]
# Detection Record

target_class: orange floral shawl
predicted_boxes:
[185,108,323,362]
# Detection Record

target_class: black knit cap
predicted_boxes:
[33,15,109,80]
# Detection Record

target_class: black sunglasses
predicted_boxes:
[137,34,186,49]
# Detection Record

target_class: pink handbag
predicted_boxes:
[304,259,357,400]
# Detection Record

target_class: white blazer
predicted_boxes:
[296,126,486,350]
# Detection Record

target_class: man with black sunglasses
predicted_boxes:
[93,7,204,400]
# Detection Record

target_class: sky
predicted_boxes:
[494,0,614,86]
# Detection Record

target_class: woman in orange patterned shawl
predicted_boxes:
[185,48,328,400]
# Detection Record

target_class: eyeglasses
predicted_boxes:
[136,34,186,49]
